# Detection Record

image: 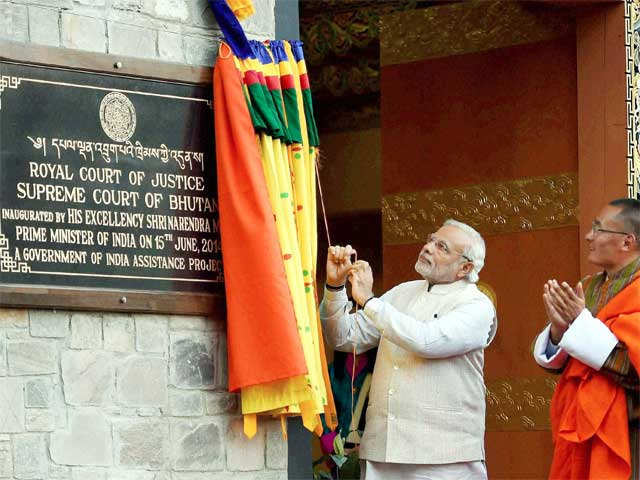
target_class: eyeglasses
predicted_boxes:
[426,234,473,263]
[591,221,634,238]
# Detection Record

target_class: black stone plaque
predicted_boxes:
[0,60,222,296]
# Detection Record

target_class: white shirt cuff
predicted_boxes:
[323,286,348,302]
[533,324,569,369]
[558,309,618,370]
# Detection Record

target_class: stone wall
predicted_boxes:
[0,309,287,479]
[0,0,275,66]
[0,0,288,478]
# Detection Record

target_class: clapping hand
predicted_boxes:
[543,279,585,343]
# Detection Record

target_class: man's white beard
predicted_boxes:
[415,259,431,279]
[415,258,458,284]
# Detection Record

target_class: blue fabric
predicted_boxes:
[207,0,253,59]
[289,40,305,63]
[250,40,273,65]
[269,40,289,64]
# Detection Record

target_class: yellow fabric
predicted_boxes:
[280,414,288,440]
[244,414,257,438]
[225,0,255,20]
[284,42,338,429]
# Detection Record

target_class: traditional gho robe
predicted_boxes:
[533,257,640,479]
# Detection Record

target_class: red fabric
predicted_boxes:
[299,73,310,90]
[243,70,260,86]
[549,277,640,479]
[265,75,280,91]
[280,74,295,89]
[214,46,307,392]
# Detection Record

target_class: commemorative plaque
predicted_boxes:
[0,54,223,313]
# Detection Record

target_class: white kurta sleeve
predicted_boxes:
[558,309,618,370]
[319,286,381,354]
[362,296,495,358]
[532,324,569,370]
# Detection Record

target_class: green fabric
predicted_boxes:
[282,88,303,144]
[243,88,266,132]
[301,88,320,147]
[246,82,285,139]
[268,89,292,144]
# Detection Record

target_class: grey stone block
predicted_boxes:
[0,335,6,377]
[152,0,189,22]
[61,351,114,406]
[172,419,223,471]
[107,470,156,480]
[111,0,143,12]
[265,419,287,470]
[71,468,107,480]
[108,22,156,58]
[61,13,106,52]
[8,341,57,375]
[103,314,134,353]
[29,310,69,338]
[204,392,237,415]
[25,409,55,432]
[172,471,287,480]
[13,433,47,479]
[187,0,214,28]
[136,407,160,417]
[75,0,106,5]
[27,6,60,46]
[70,313,102,349]
[0,3,28,42]
[134,315,167,353]
[6,330,29,340]
[0,437,12,478]
[49,464,71,479]
[226,417,265,471]
[183,34,219,67]
[239,0,275,37]
[169,332,225,390]
[157,31,184,63]
[50,408,112,466]
[117,357,167,407]
[25,377,53,408]
[0,309,28,329]
[26,0,73,7]
[115,420,169,469]
[169,315,221,332]
[168,389,203,417]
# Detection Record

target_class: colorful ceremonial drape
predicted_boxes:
[211,0,336,438]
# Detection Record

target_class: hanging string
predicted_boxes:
[315,153,359,439]
[314,155,331,248]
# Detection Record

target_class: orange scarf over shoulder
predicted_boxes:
[550,276,640,479]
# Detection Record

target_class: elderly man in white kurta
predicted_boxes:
[320,219,497,480]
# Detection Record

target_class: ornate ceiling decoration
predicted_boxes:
[300,1,436,130]
[300,1,419,65]
[380,1,575,66]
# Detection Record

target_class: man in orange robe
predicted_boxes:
[533,198,640,479]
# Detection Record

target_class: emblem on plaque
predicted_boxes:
[99,92,136,143]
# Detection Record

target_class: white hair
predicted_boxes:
[443,219,485,283]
